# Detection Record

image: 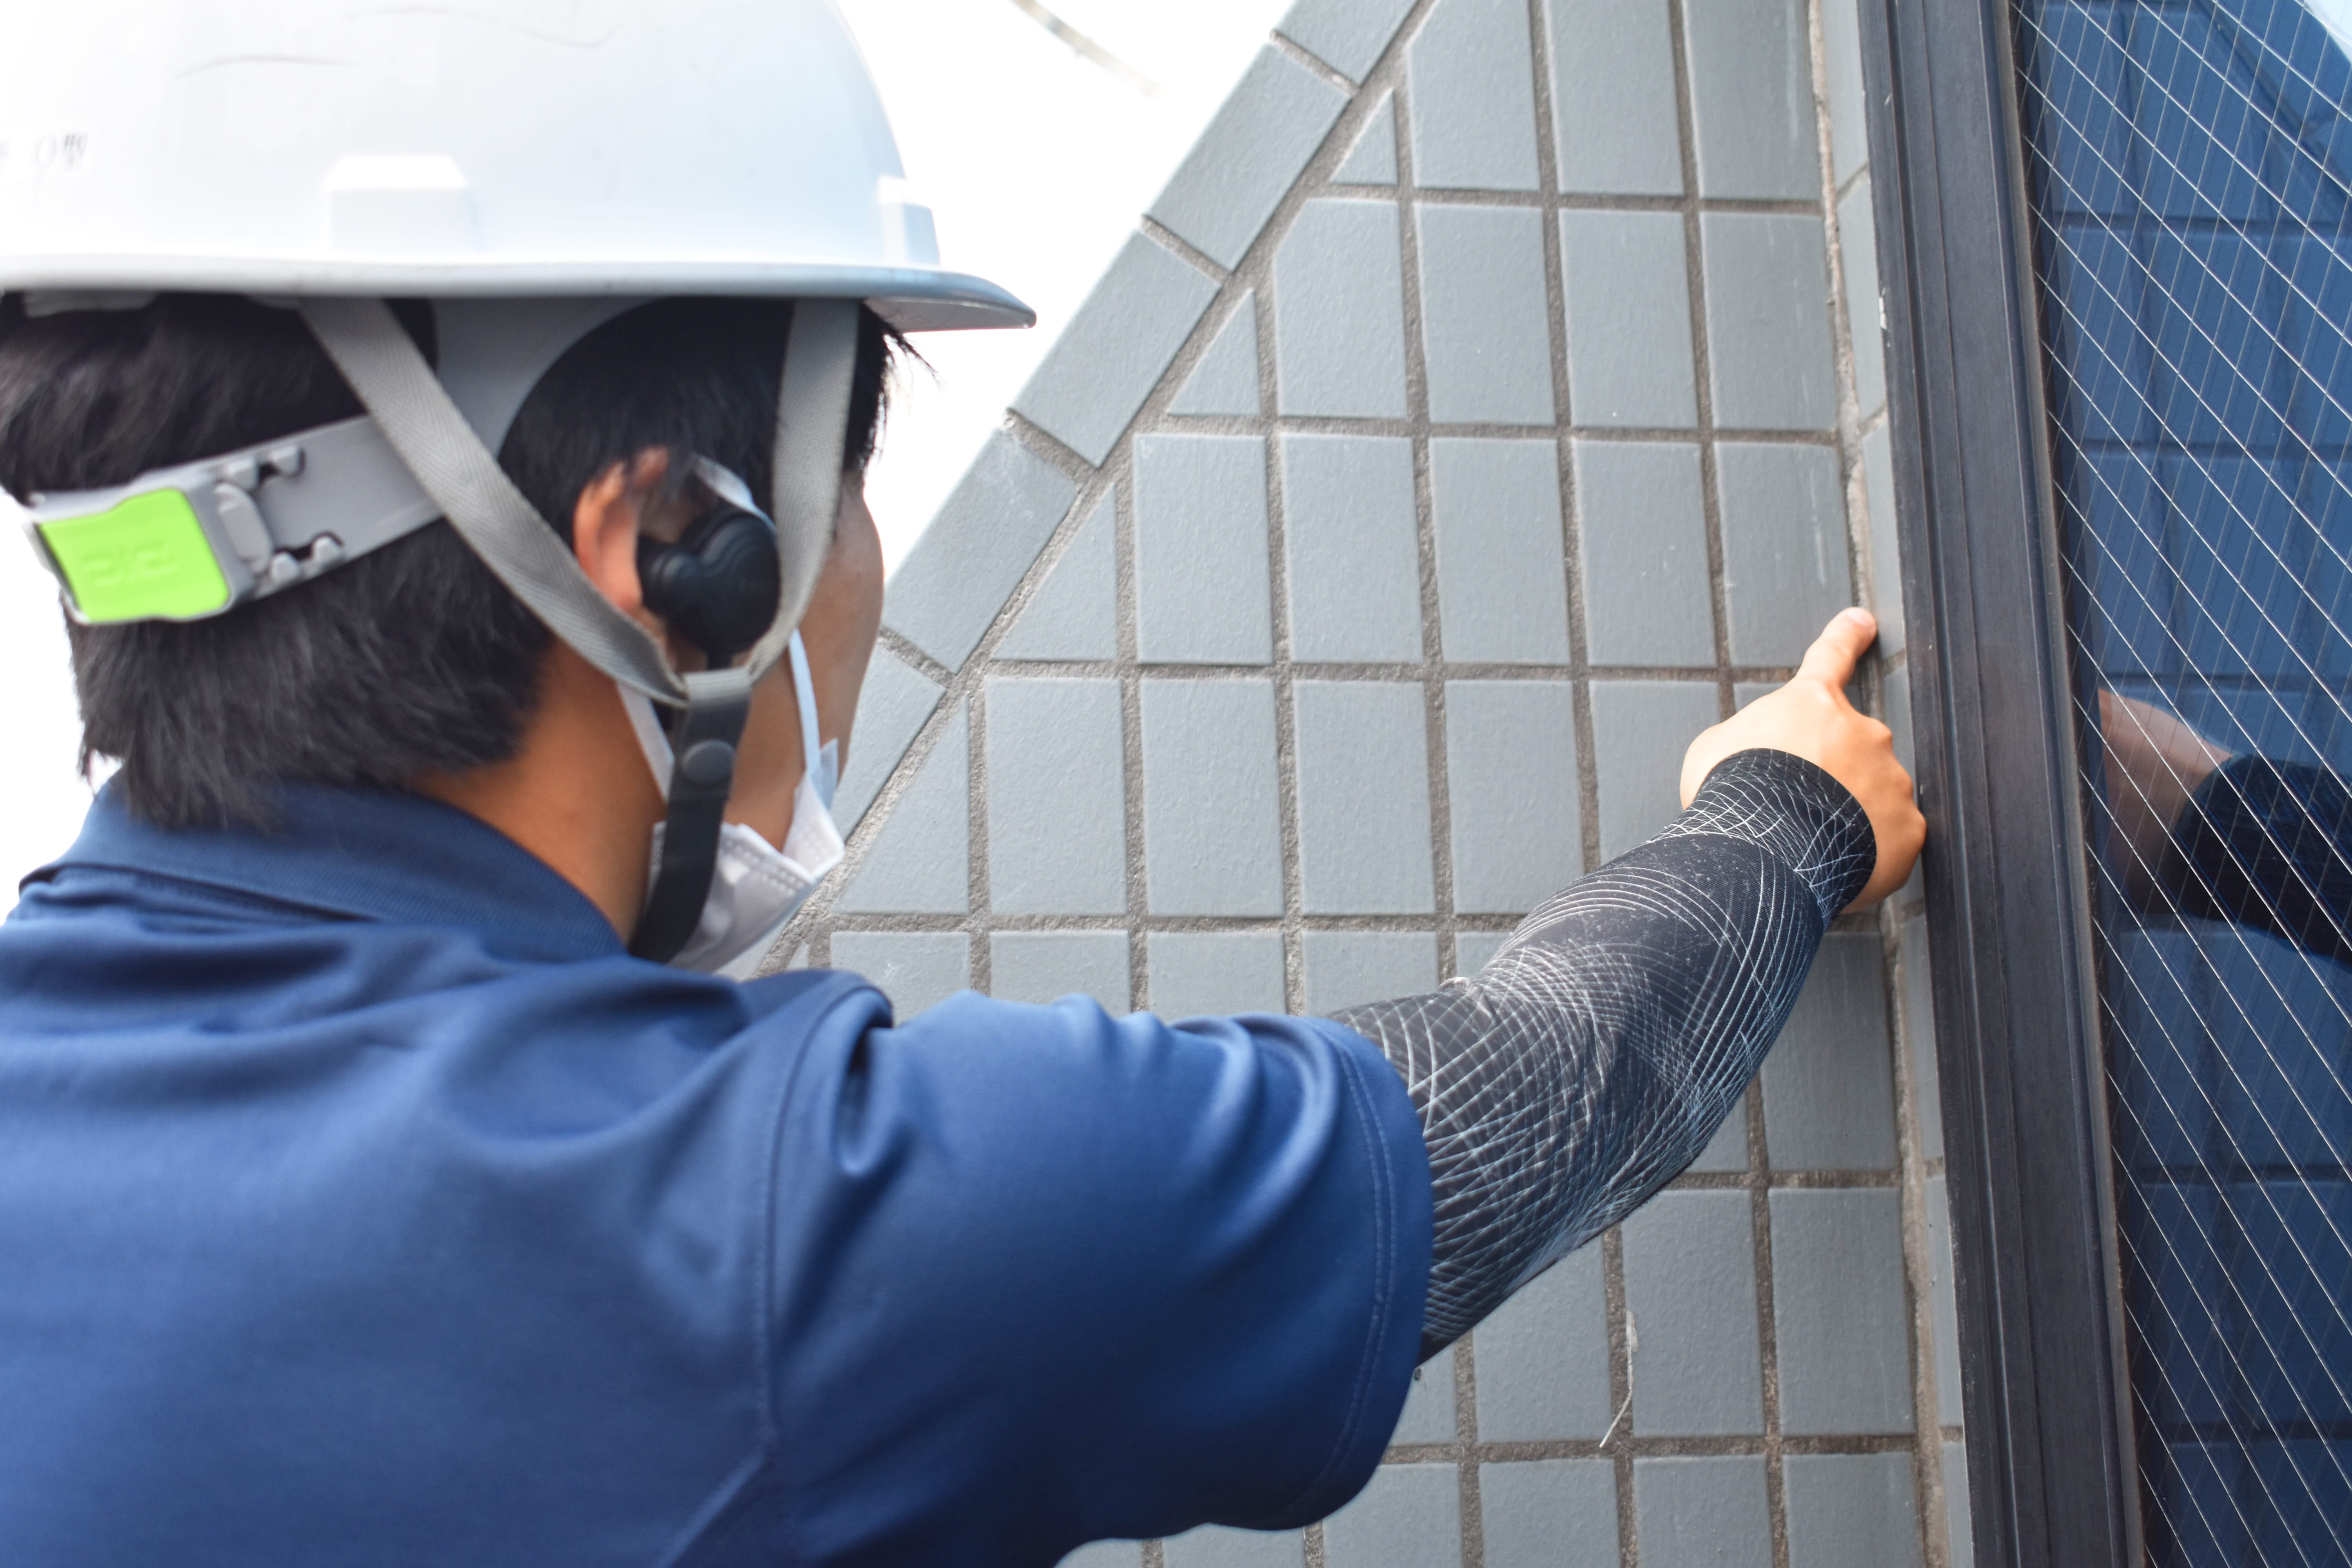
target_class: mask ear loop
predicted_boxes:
[786,630,827,802]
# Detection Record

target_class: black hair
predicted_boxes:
[0,292,897,829]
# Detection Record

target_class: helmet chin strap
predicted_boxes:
[298,296,859,964]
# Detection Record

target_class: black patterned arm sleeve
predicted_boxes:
[1330,748,1876,1354]
[2160,754,2352,965]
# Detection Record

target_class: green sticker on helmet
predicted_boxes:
[37,489,230,622]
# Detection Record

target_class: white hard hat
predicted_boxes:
[0,0,1031,333]
[2,0,1022,966]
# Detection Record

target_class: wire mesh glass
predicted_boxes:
[2017,0,2352,1559]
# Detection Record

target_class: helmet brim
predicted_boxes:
[0,258,1034,333]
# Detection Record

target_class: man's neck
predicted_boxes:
[415,643,662,937]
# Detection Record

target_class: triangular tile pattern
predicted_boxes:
[791,0,1958,1557]
[1168,299,1262,416]
[998,490,1119,659]
[1332,95,1398,186]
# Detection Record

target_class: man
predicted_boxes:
[0,2,1925,1562]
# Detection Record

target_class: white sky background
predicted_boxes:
[0,0,1286,906]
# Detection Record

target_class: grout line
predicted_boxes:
[1270,27,1357,92]
[1668,0,1738,730]
[1406,186,1821,216]
[1659,2,1794,1562]
[1601,1226,1639,1568]
[1139,214,1234,284]
[1455,1336,1484,1565]
[1150,414,1844,445]
[1268,396,1309,1020]
[874,626,953,685]
[1395,1432,1920,1461]
[1118,454,1150,1013]
[978,659,1818,682]
[967,674,993,995]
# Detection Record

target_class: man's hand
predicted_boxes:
[2095,689,2233,902]
[1679,608,1926,909]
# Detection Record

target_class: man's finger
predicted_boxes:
[1795,607,1877,690]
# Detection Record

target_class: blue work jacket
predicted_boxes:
[0,786,1430,1566]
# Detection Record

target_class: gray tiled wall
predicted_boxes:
[784,0,1969,1561]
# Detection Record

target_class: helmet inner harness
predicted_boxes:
[15,296,860,966]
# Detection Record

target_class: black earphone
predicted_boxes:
[636,487,782,668]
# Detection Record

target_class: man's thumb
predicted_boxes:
[1796,608,1878,689]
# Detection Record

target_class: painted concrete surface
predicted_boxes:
[783,0,1965,1561]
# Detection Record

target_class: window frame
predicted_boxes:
[1853,0,2143,1562]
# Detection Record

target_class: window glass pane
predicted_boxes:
[2019,0,2352,1558]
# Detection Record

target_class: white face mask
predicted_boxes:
[621,631,843,975]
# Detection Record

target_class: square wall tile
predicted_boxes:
[1472,1244,1612,1439]
[1304,931,1439,1013]
[1632,1455,1772,1568]
[1058,1542,1143,1568]
[1545,0,1682,195]
[836,702,970,915]
[1281,434,1424,663]
[1163,1525,1304,1568]
[1561,211,1698,427]
[1148,47,1349,270]
[885,433,1078,672]
[1689,1092,1752,1173]
[1277,0,1419,80]
[1148,933,1287,1017]
[1480,1459,1618,1567]
[1926,1174,1962,1426]
[1622,1190,1765,1435]
[987,678,1127,914]
[1392,1346,1457,1444]
[1863,422,1904,657]
[1900,913,1942,1161]
[1321,1462,1462,1567]
[1782,1454,1923,1568]
[1452,930,1510,977]
[833,648,944,832]
[1416,204,1555,425]
[1945,1442,1975,1568]
[1822,0,1870,188]
[1445,680,1583,912]
[1839,177,1888,419]
[1702,214,1838,431]
[1761,933,1899,1171]
[1013,232,1218,467]
[1000,490,1118,662]
[1141,679,1284,916]
[1575,440,1715,667]
[1683,0,1820,200]
[1135,435,1273,664]
[1716,443,1853,667]
[1407,0,1541,191]
[1590,680,1724,860]
[1275,200,1410,417]
[1430,439,1573,663]
[990,932,1132,1012]
[1769,1189,1915,1436]
[1295,682,1437,913]
[831,932,971,1018]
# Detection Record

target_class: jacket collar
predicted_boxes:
[24,784,623,964]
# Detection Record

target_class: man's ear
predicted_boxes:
[570,448,671,629]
